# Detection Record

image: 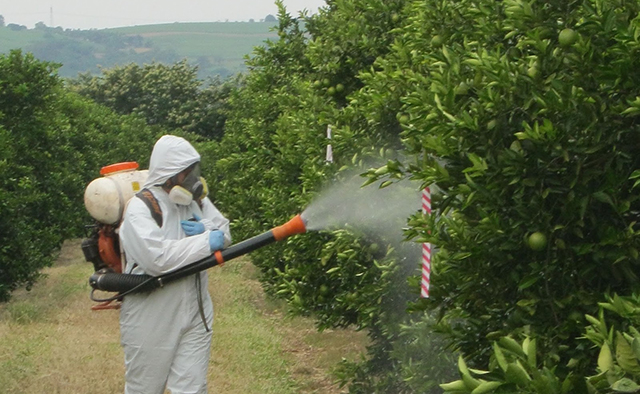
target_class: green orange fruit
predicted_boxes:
[558,28,578,47]
[430,35,443,47]
[528,232,547,251]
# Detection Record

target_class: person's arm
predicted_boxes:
[120,198,212,276]
[198,197,232,248]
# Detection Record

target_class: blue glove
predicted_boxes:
[209,230,225,251]
[181,214,205,236]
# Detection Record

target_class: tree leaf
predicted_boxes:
[611,378,640,393]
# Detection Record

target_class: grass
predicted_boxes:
[0,239,368,394]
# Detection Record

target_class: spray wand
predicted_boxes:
[89,214,307,301]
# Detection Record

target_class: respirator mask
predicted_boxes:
[168,163,209,205]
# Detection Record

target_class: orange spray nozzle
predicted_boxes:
[272,214,307,241]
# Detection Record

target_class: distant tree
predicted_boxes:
[35,21,47,30]
[7,23,26,31]
[0,15,5,27]
[69,60,239,139]
[26,36,94,73]
[264,14,277,22]
[249,19,255,23]
[126,34,145,48]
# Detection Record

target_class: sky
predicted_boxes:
[0,0,326,30]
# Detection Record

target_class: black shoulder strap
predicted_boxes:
[136,188,163,227]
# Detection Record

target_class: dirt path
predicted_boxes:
[0,240,367,394]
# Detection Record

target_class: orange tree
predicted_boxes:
[0,50,72,301]
[0,50,159,301]
[215,0,407,327]
[210,1,455,393]
[356,0,640,388]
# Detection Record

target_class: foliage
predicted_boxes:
[583,293,640,393]
[335,312,459,394]
[7,24,27,32]
[23,30,178,78]
[0,50,72,301]
[351,0,640,377]
[0,50,160,302]
[437,295,640,394]
[21,28,179,78]
[57,92,161,184]
[27,36,103,77]
[68,61,239,140]
[3,0,640,391]
[213,0,452,392]
[212,0,640,391]
[440,334,583,394]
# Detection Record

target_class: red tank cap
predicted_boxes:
[100,162,139,175]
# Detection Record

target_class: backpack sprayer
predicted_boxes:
[82,161,307,308]
[82,162,147,276]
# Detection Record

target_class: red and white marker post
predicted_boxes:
[421,187,431,298]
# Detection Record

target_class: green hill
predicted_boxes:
[0,22,279,80]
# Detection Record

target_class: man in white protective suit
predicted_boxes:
[118,135,231,394]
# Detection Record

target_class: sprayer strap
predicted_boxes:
[195,274,211,332]
[136,189,163,227]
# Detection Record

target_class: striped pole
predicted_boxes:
[421,187,431,298]
[326,125,333,163]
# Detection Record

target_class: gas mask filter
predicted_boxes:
[168,163,207,205]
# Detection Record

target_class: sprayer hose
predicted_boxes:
[90,271,157,293]
[90,230,277,295]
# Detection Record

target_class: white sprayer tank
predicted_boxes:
[84,162,148,224]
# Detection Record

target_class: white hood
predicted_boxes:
[144,135,201,188]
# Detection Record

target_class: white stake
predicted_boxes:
[326,125,333,163]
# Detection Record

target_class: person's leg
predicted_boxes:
[166,305,213,393]
[120,293,181,394]
[122,340,175,394]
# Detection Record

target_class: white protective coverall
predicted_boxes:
[118,135,231,394]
